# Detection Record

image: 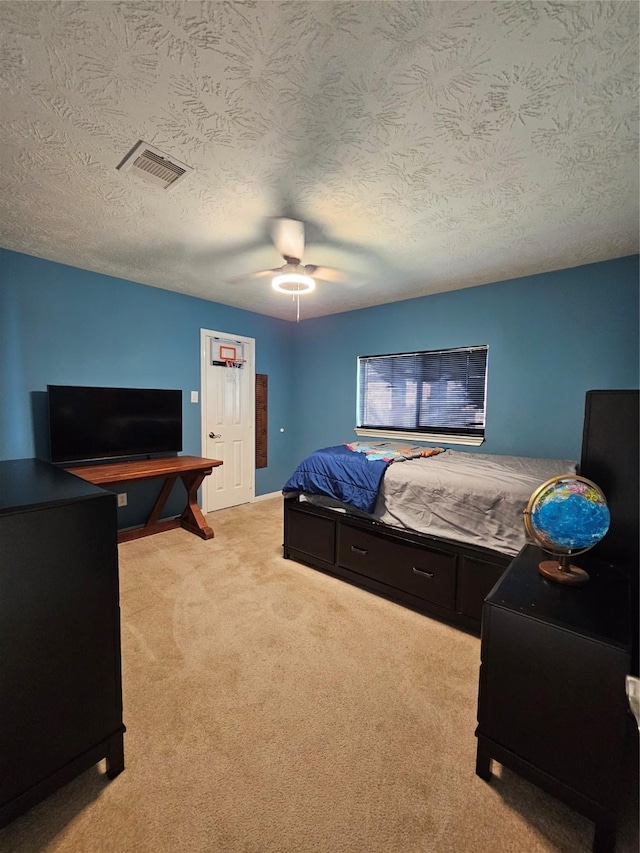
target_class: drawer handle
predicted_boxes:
[412,567,434,578]
[350,545,368,555]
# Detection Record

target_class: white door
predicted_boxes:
[200,329,255,512]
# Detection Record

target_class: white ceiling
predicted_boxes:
[1,1,638,322]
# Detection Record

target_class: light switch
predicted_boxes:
[191,391,198,403]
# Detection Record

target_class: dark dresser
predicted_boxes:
[0,458,125,827]
[476,544,631,853]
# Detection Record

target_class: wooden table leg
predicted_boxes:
[118,475,181,543]
[180,470,214,539]
[146,475,177,527]
[117,475,182,543]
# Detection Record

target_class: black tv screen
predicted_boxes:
[47,385,183,464]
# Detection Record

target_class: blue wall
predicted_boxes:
[0,249,295,523]
[2,249,638,524]
[290,256,639,463]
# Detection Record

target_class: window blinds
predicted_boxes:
[357,345,488,438]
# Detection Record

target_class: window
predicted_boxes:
[356,345,488,445]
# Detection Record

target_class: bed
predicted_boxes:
[282,391,639,634]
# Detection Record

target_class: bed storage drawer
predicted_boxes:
[285,505,336,564]
[337,524,457,610]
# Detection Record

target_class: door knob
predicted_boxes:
[209,432,222,439]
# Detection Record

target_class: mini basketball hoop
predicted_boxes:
[221,355,246,381]
[221,356,246,369]
[219,344,237,360]
[212,341,246,374]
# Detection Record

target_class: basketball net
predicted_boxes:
[222,356,245,383]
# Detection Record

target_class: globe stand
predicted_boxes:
[538,554,590,586]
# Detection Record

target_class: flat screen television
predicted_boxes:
[47,384,183,464]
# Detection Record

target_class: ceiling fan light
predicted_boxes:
[272,273,315,294]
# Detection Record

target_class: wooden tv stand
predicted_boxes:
[66,455,222,543]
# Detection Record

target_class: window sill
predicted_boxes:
[354,428,485,447]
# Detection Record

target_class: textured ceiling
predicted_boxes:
[0,1,638,321]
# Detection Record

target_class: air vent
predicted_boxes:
[117,141,193,190]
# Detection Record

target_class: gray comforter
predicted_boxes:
[303,449,577,556]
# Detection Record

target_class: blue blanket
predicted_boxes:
[282,445,391,513]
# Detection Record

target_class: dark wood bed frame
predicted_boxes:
[283,390,639,638]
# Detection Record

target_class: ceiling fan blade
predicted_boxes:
[305,265,347,283]
[271,218,305,262]
[228,268,280,284]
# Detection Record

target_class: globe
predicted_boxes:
[523,474,610,586]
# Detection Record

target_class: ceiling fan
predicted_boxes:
[229,218,347,295]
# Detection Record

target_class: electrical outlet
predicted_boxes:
[117,493,127,507]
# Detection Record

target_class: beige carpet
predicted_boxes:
[2,497,637,853]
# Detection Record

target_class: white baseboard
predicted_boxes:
[253,491,282,502]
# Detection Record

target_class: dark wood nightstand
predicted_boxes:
[476,544,632,853]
